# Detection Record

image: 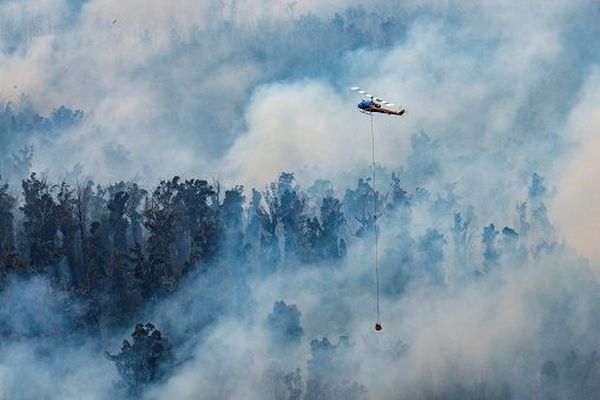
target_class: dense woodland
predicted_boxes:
[0,170,388,327]
[3,165,582,398]
[0,163,557,325]
[2,140,599,399]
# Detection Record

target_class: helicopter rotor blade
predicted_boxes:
[351,87,399,105]
[351,87,373,97]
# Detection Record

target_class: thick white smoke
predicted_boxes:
[0,1,599,399]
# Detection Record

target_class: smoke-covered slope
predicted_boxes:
[1,1,600,399]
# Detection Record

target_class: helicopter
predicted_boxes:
[350,86,405,334]
[351,87,405,116]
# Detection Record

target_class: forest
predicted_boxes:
[2,0,600,399]
[0,169,351,325]
[2,141,598,398]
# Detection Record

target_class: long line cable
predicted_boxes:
[370,113,381,325]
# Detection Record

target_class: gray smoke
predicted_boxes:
[1,0,600,399]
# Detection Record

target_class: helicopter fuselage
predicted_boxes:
[357,100,405,116]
